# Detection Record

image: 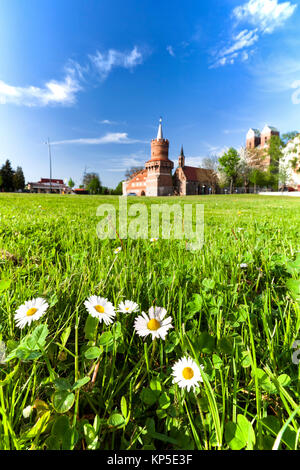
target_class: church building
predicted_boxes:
[122,119,217,196]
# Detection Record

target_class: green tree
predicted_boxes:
[218,148,240,194]
[113,181,123,195]
[88,176,101,195]
[68,178,75,189]
[268,135,283,174]
[249,168,267,193]
[13,166,25,191]
[281,131,299,145]
[83,172,101,189]
[0,159,15,192]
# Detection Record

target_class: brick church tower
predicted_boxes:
[145,118,174,196]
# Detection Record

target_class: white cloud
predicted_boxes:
[291,80,300,104]
[185,156,207,167]
[89,46,144,80]
[166,45,175,57]
[0,67,82,107]
[52,133,146,145]
[233,0,297,33]
[0,46,145,107]
[100,119,117,125]
[213,0,297,67]
[214,29,259,66]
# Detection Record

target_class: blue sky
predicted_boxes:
[1,0,300,188]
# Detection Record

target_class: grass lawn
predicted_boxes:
[0,193,299,450]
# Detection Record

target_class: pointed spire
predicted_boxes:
[180,145,184,157]
[157,117,163,141]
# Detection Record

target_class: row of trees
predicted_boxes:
[73,171,123,195]
[0,160,25,192]
[204,133,299,194]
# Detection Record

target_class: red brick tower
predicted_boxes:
[145,118,174,196]
[178,145,185,167]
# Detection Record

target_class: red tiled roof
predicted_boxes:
[182,166,216,182]
[127,169,147,182]
[40,178,64,184]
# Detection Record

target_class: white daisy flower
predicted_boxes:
[22,405,33,419]
[114,247,122,254]
[240,263,248,268]
[134,306,173,340]
[172,357,204,392]
[84,296,116,325]
[14,298,49,329]
[118,300,139,314]
[150,238,159,243]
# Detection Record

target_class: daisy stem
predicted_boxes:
[195,395,209,450]
[71,310,80,448]
[134,339,156,392]
[184,398,202,450]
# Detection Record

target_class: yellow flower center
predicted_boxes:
[125,307,129,311]
[94,305,105,314]
[147,319,161,331]
[182,367,194,380]
[26,307,38,317]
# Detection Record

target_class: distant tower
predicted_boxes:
[145,118,174,196]
[178,145,185,168]
[260,125,280,147]
[246,128,261,149]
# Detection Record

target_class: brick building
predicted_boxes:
[246,125,280,150]
[173,146,218,195]
[27,178,70,194]
[123,119,217,196]
[245,125,280,170]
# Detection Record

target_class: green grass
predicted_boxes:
[0,193,299,450]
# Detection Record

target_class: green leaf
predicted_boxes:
[202,278,215,290]
[141,388,159,406]
[107,413,125,427]
[84,346,101,360]
[60,326,71,348]
[278,374,291,387]
[150,379,162,392]
[158,392,171,410]
[218,337,234,355]
[99,331,114,347]
[240,350,251,368]
[83,423,98,449]
[286,254,300,275]
[225,415,256,450]
[22,411,52,440]
[186,294,203,315]
[51,415,75,450]
[84,315,99,341]
[26,324,49,351]
[197,332,215,354]
[212,354,223,369]
[72,376,90,391]
[0,280,11,292]
[0,364,19,386]
[121,396,127,419]
[286,279,300,303]
[52,415,70,438]
[255,368,277,394]
[53,378,72,391]
[52,390,75,413]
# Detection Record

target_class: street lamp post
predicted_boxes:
[45,138,52,194]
